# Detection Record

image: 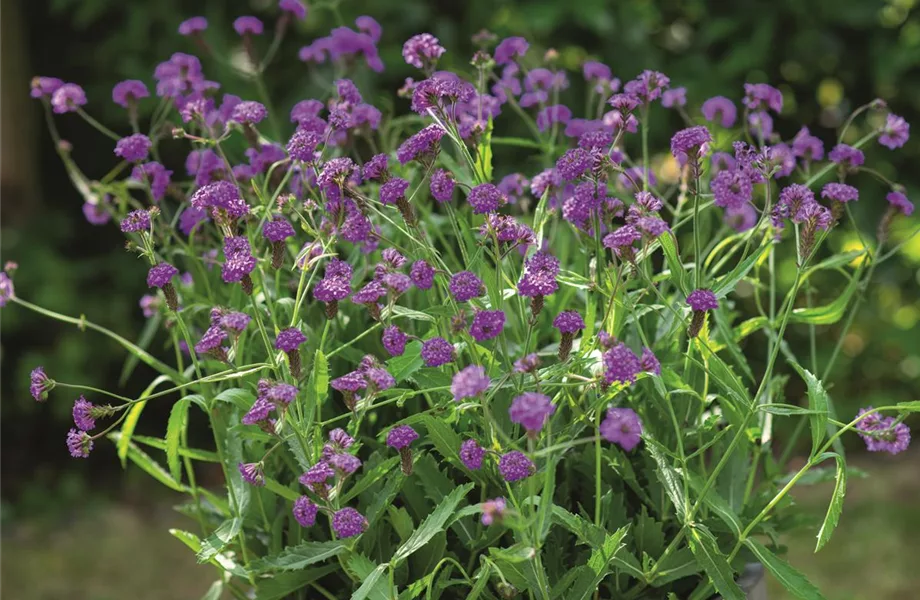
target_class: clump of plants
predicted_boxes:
[7,2,918,598]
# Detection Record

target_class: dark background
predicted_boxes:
[1,0,918,598]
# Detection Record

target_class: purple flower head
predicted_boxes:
[509,392,556,433]
[380,177,410,206]
[583,60,612,83]
[332,507,367,538]
[792,127,825,161]
[267,383,298,405]
[828,144,865,169]
[30,76,63,99]
[300,461,335,486]
[712,168,754,210]
[219,311,250,334]
[495,37,529,65]
[233,16,264,36]
[687,289,719,311]
[887,191,914,216]
[290,99,323,123]
[555,148,591,181]
[362,154,389,181]
[30,367,53,402]
[701,96,737,128]
[120,209,151,233]
[600,407,643,450]
[221,236,257,283]
[131,162,172,202]
[293,496,318,527]
[536,105,572,133]
[497,173,531,204]
[114,134,152,162]
[410,260,435,289]
[879,113,909,149]
[821,183,859,204]
[402,33,445,69]
[725,203,757,233]
[331,371,367,394]
[553,310,585,334]
[421,337,454,367]
[460,439,485,470]
[386,425,419,450]
[195,326,227,354]
[351,280,386,304]
[670,126,711,166]
[640,347,661,375]
[467,183,505,214]
[661,87,687,108]
[329,428,355,450]
[239,462,265,486]
[67,429,93,458]
[83,202,109,225]
[0,272,13,307]
[430,169,455,203]
[603,225,641,253]
[602,343,641,385]
[624,70,670,103]
[518,251,560,297]
[328,452,362,475]
[178,16,208,35]
[355,16,382,42]
[179,207,209,236]
[263,216,296,242]
[147,263,178,288]
[112,80,149,107]
[72,396,96,431]
[364,365,395,391]
[743,83,783,113]
[470,310,506,342]
[856,408,911,454]
[481,498,506,525]
[51,83,86,113]
[776,184,816,224]
[514,353,540,373]
[451,365,490,401]
[286,129,321,162]
[314,276,352,304]
[800,201,833,231]
[450,271,484,302]
[317,157,357,190]
[382,326,407,357]
[190,181,250,219]
[275,328,307,352]
[232,101,267,124]
[499,451,534,482]
[280,0,308,20]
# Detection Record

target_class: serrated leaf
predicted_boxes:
[789,363,829,457]
[467,562,492,600]
[109,433,184,492]
[392,483,474,565]
[254,566,338,600]
[646,441,687,518]
[757,403,823,416]
[118,401,147,468]
[166,397,191,482]
[340,456,400,503]
[791,273,860,325]
[365,471,406,528]
[660,233,689,296]
[387,341,425,382]
[347,555,391,600]
[563,528,628,600]
[687,526,745,600]
[744,538,826,599]
[686,474,743,536]
[815,452,846,552]
[249,540,349,573]
[421,415,464,470]
[197,517,242,562]
[350,563,390,600]
[712,238,771,298]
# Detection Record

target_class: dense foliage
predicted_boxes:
[5,2,920,599]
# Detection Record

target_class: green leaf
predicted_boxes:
[421,415,465,470]
[660,233,690,296]
[341,456,400,503]
[646,440,687,518]
[815,452,847,552]
[392,483,474,566]
[347,555,391,600]
[744,538,826,600]
[131,435,219,462]
[166,397,191,483]
[687,526,745,600]
[197,517,242,562]
[686,474,743,537]
[215,387,255,412]
[387,341,425,383]
[304,349,329,433]
[109,433,184,492]
[757,403,823,416]
[712,237,771,298]
[170,529,203,553]
[701,345,752,408]
[365,470,406,528]
[789,363,829,457]
[563,528,628,600]
[118,401,147,468]
[897,401,920,412]
[263,476,301,501]
[791,273,860,325]
[350,563,390,600]
[254,566,338,600]
[491,136,543,149]
[467,562,492,600]
[249,540,349,573]
[473,117,494,183]
[200,580,223,600]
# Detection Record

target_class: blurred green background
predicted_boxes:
[1,0,918,598]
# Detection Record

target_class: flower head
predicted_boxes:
[686,289,719,312]
[30,367,53,401]
[553,310,585,334]
[600,407,643,450]
[460,439,486,470]
[879,113,909,149]
[743,83,783,113]
[239,462,265,486]
[275,328,307,352]
[701,96,737,128]
[178,16,208,35]
[518,251,560,297]
[397,124,444,164]
[821,183,859,204]
[232,101,268,124]
[602,343,641,385]
[514,353,540,373]
[670,126,711,166]
[402,33,445,69]
[332,507,367,538]
[222,236,257,283]
[293,496,318,527]
[640,347,661,375]
[481,498,507,525]
[328,452,363,475]
[363,154,389,180]
[382,325,408,357]
[280,0,308,20]
[450,271,484,302]
[114,134,152,162]
[300,461,335,485]
[509,392,556,433]
[233,16,264,36]
[51,83,87,113]
[380,177,410,205]
[430,169,455,203]
[887,191,914,216]
[410,260,435,289]
[67,429,93,458]
[263,216,296,242]
[30,76,63,99]
[828,144,864,169]
[386,425,419,450]
[495,37,529,64]
[470,310,506,342]
[499,451,534,482]
[421,337,454,367]
[856,408,911,454]
[452,365,490,401]
[120,209,151,233]
[147,263,178,288]
[72,396,96,431]
[112,80,149,107]
[467,183,506,214]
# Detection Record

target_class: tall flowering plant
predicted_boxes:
[9,4,919,598]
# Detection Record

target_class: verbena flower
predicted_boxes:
[233,16,264,36]
[514,353,541,374]
[878,113,909,149]
[222,236,257,294]
[509,392,555,434]
[30,367,54,402]
[402,33,445,69]
[886,190,914,216]
[410,260,435,289]
[178,16,207,35]
[450,271,484,302]
[602,343,641,385]
[452,365,490,401]
[470,310,505,342]
[670,125,711,168]
[460,439,486,470]
[51,83,86,113]
[828,143,864,169]
[855,408,911,454]
[640,348,661,376]
[67,429,93,458]
[276,328,307,378]
[329,452,363,475]
[114,134,152,162]
[131,162,172,202]
[397,124,444,165]
[421,337,454,367]
[600,407,643,450]
[742,82,783,113]
[72,396,96,431]
[662,87,686,108]
[31,76,63,99]
[686,289,718,338]
[553,310,585,360]
[120,209,151,233]
[363,154,389,181]
[499,450,534,482]
[382,325,408,356]
[112,80,150,107]
[480,498,507,525]
[293,496,318,527]
[821,182,859,204]
[494,37,528,64]
[239,462,265,486]
[280,0,308,20]
[332,507,368,538]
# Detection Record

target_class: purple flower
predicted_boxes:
[300,461,335,486]
[355,16,382,42]
[0,272,13,307]
[467,183,505,214]
[280,0,308,20]
[179,207,209,236]
[460,439,485,470]
[470,310,506,342]
[451,366,490,401]
[195,326,228,354]
[380,178,410,206]
[51,83,86,113]
[792,127,824,161]
[514,353,540,374]
[450,271,484,302]
[821,183,859,204]
[603,343,641,385]
[828,144,865,169]
[670,126,711,166]
[30,367,53,402]
[887,191,914,216]
[386,425,419,450]
[553,311,585,334]
[600,407,643,450]
[402,33,445,69]
[603,225,641,254]
[190,181,250,219]
[131,162,172,201]
[555,148,591,181]
[329,452,362,475]
[481,498,506,525]
[72,396,96,431]
[67,429,93,458]
[410,260,435,290]
[120,209,151,233]
[114,134,152,162]
[712,168,753,210]
[518,251,560,298]
[430,169,455,203]
[263,216,295,242]
[286,129,320,162]
[232,101,268,124]
[495,37,529,64]
[178,16,208,35]
[363,154,389,180]
[536,105,572,132]
[382,326,407,357]
[83,202,110,225]
[275,328,307,352]
[397,125,445,164]
[267,383,298,405]
[332,507,367,538]
[239,462,265,486]
[221,236,257,283]
[701,96,736,128]
[499,451,534,482]
[879,113,909,149]
[112,80,149,107]
[509,392,556,433]
[30,76,63,99]
[293,496,318,527]
[743,83,783,113]
[147,263,178,288]
[421,337,454,367]
[662,87,687,108]
[233,16,264,36]
[687,289,719,311]
[855,408,911,454]
[640,347,661,375]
